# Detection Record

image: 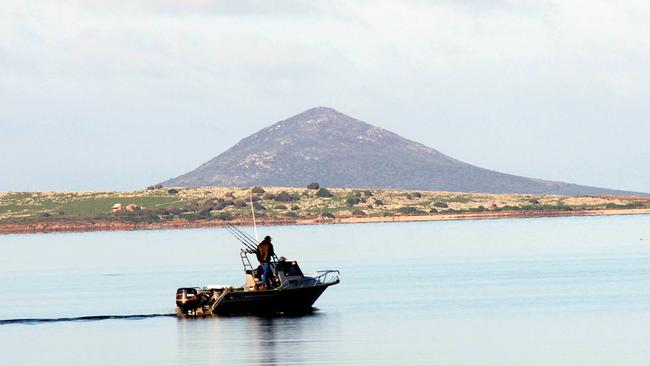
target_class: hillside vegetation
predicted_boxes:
[1,187,649,229]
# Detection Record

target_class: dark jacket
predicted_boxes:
[256,239,274,263]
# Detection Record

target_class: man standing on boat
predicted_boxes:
[256,236,275,289]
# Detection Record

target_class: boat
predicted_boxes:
[175,225,340,316]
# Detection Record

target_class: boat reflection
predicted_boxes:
[176,312,325,365]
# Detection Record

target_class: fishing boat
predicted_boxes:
[175,225,340,316]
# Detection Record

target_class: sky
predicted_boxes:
[1,0,649,192]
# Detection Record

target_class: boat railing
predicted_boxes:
[240,249,280,272]
[280,270,340,289]
[240,248,256,272]
[311,270,340,285]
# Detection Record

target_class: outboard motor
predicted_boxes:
[176,288,201,315]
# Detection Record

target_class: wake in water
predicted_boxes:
[0,313,176,325]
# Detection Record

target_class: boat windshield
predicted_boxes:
[278,260,303,277]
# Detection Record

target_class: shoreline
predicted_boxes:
[2,208,649,235]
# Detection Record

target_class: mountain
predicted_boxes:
[162,107,644,196]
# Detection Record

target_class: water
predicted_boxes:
[1,215,650,365]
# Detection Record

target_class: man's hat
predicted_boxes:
[264,235,272,241]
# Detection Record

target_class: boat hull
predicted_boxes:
[214,283,334,315]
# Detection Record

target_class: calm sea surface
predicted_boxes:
[1,215,650,365]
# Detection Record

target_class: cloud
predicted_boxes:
[0,0,649,190]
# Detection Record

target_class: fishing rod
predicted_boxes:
[227,224,257,246]
[229,224,279,263]
[225,225,257,252]
[231,224,260,247]
[250,192,259,242]
[228,224,279,264]
[227,229,256,252]
[229,232,256,254]
[230,226,260,252]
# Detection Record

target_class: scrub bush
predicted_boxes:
[315,188,333,198]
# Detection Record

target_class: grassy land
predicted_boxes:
[1,186,649,233]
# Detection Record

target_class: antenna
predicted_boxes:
[250,191,259,242]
